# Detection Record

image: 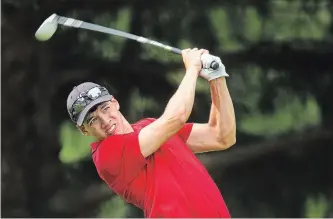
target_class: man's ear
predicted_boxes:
[111,98,120,110]
[77,125,89,136]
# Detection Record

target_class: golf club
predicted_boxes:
[35,13,220,70]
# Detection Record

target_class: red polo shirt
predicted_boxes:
[91,118,230,218]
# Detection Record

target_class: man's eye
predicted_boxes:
[89,118,96,126]
[103,107,109,111]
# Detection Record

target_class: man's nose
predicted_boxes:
[98,113,110,127]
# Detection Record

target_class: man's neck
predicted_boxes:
[120,115,134,134]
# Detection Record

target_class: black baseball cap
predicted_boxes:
[67,82,113,126]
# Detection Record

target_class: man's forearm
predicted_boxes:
[208,77,236,141]
[163,67,198,123]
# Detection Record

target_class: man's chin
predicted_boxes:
[99,132,110,140]
[105,131,116,137]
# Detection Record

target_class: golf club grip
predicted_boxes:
[171,47,219,70]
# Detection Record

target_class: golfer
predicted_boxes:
[66,48,236,218]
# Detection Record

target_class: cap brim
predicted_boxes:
[76,95,113,126]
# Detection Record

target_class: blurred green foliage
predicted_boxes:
[98,196,128,218]
[3,0,331,217]
[304,195,329,218]
[59,121,93,163]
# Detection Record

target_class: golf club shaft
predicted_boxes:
[55,15,218,69]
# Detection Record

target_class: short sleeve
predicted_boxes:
[177,123,194,142]
[95,132,146,185]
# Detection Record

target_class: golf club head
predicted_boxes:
[35,13,58,41]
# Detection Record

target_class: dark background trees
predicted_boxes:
[2,0,333,217]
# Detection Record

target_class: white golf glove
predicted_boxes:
[200,53,229,81]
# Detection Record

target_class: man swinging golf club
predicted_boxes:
[66,48,236,218]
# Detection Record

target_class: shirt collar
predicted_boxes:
[90,141,100,153]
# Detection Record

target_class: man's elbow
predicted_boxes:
[216,127,236,150]
[224,133,236,149]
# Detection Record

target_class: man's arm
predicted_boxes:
[138,48,205,158]
[186,77,236,153]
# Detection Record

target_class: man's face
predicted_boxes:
[79,99,124,140]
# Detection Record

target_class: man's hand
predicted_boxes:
[200,54,229,81]
[181,48,208,72]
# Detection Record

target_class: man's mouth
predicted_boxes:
[106,124,116,135]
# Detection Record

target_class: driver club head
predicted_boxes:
[35,13,58,41]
